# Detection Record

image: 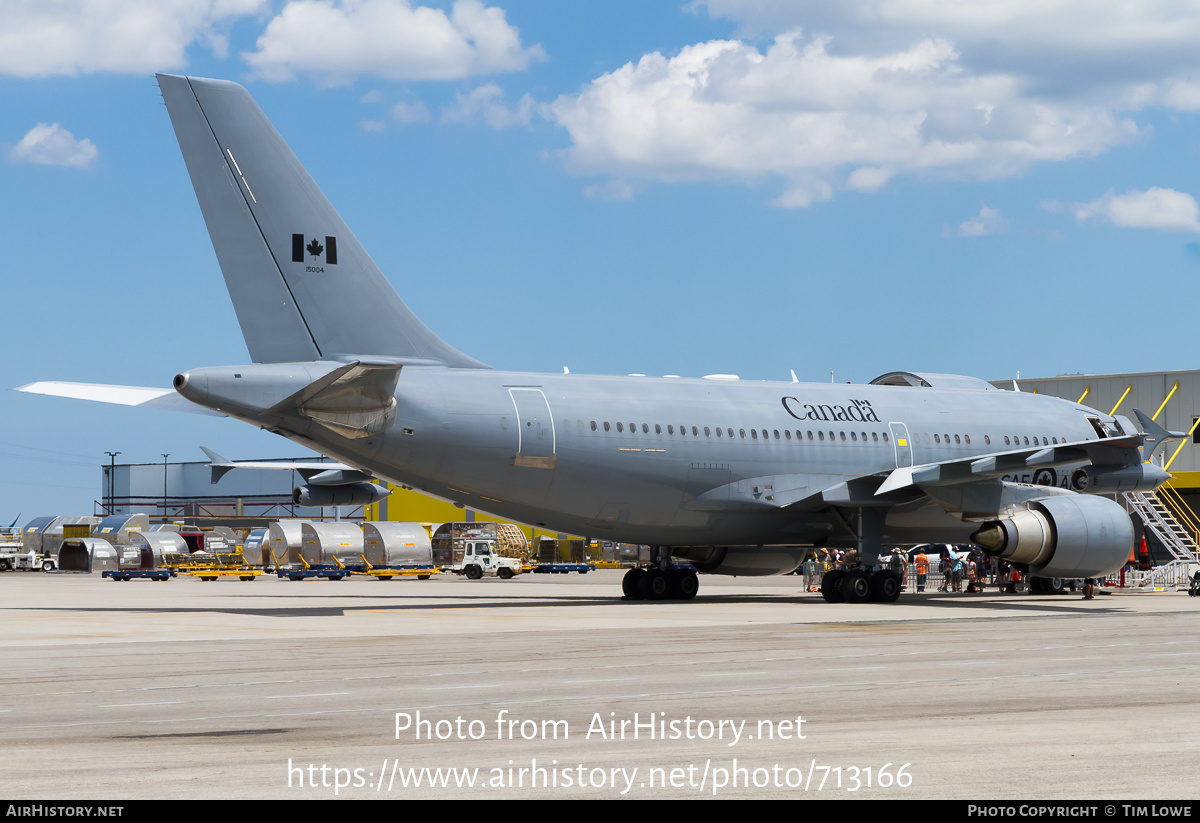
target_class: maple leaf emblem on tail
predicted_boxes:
[306,237,324,259]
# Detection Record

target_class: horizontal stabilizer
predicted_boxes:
[16,381,223,416]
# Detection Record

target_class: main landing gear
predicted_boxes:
[819,568,901,603]
[622,546,699,601]
[818,507,902,603]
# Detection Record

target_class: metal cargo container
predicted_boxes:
[242,528,269,566]
[127,531,187,569]
[361,522,432,566]
[93,513,150,546]
[21,517,57,554]
[267,520,310,566]
[300,523,363,566]
[57,538,119,573]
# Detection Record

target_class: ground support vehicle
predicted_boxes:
[102,569,173,581]
[188,569,262,582]
[276,565,347,581]
[342,561,438,580]
[0,550,57,572]
[442,540,523,579]
[532,563,594,574]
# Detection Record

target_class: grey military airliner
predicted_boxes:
[19,75,1179,603]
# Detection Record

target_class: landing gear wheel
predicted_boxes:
[640,568,670,600]
[498,567,514,580]
[670,569,699,600]
[841,569,872,603]
[622,568,646,600]
[821,569,846,603]
[871,570,901,603]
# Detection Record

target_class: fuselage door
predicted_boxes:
[889,422,913,468]
[509,388,556,468]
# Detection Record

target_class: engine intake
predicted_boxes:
[293,482,390,508]
[971,494,1133,578]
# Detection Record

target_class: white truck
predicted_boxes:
[444,539,522,580]
[0,526,54,571]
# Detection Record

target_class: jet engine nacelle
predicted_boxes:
[1069,462,1169,493]
[971,494,1133,578]
[670,546,809,576]
[293,482,390,508]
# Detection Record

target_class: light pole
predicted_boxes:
[104,451,121,515]
[162,454,170,523]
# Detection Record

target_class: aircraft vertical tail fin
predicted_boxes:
[156,74,486,369]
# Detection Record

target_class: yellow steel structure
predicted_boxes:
[1108,385,1132,417]
[1152,381,1179,422]
[1159,480,1200,545]
[364,485,576,546]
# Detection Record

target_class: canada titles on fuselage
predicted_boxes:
[781,397,881,424]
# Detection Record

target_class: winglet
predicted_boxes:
[200,446,236,484]
[1133,408,1186,462]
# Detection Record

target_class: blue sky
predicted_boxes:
[4,0,1200,520]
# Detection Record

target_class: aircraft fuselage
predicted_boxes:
[177,363,1111,548]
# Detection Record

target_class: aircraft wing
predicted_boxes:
[15,381,224,416]
[874,433,1148,496]
[693,422,1174,518]
[199,447,362,484]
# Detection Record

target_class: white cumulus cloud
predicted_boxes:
[9,123,98,168]
[441,83,533,128]
[392,100,433,125]
[694,0,1200,106]
[244,0,545,85]
[545,31,1138,207]
[1073,188,1200,232]
[958,204,1009,237]
[0,0,266,77]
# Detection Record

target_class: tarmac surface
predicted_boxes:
[1,569,1198,800]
